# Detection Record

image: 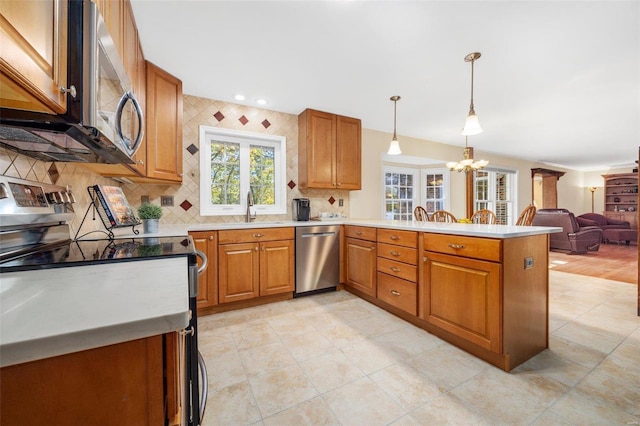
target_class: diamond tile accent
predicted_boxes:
[180,200,193,211]
[328,196,335,205]
[262,119,271,129]
[239,115,249,125]
[214,111,225,121]
[186,144,199,155]
[48,163,60,184]
[288,180,296,189]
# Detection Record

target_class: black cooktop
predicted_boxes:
[0,236,196,273]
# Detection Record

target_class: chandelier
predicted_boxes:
[446,137,488,173]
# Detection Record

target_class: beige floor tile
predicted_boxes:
[325,300,380,323]
[340,337,398,374]
[280,330,338,362]
[249,364,319,418]
[299,351,364,393]
[397,393,492,425]
[232,321,280,351]
[575,370,640,416]
[513,349,591,387]
[205,350,247,393]
[596,343,640,388]
[267,312,317,338]
[552,320,625,354]
[371,325,444,358]
[323,377,406,426]
[551,387,639,425]
[530,409,577,425]
[626,327,640,348]
[369,363,443,411]
[239,340,297,377]
[315,322,368,348]
[262,397,340,426]
[202,381,261,426]
[548,335,607,369]
[199,333,237,359]
[348,311,408,337]
[404,345,488,391]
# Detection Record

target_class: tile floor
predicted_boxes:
[198,270,640,425]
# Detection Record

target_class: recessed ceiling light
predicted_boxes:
[234,94,245,101]
[255,98,268,106]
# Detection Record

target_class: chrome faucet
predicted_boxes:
[246,190,256,223]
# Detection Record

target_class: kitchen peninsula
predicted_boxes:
[143,219,559,372]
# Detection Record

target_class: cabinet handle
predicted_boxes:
[337,182,341,186]
[60,85,77,98]
[355,231,363,235]
[390,290,401,296]
[208,235,214,241]
[448,243,465,249]
[390,251,400,256]
[253,233,264,238]
[390,266,401,272]
[261,246,265,251]
[136,160,144,165]
[390,235,400,240]
[254,246,258,251]
[423,256,428,262]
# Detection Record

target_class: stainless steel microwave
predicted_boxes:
[0,0,143,164]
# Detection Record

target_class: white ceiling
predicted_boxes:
[130,0,639,171]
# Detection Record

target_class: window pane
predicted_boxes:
[250,145,275,205]
[210,141,240,205]
[384,170,415,220]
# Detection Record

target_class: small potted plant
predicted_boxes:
[137,202,163,234]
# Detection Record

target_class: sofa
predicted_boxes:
[575,213,630,231]
[532,209,603,254]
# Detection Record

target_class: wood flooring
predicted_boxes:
[548,242,638,284]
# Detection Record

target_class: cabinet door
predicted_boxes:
[300,109,336,189]
[190,231,218,309]
[0,0,68,113]
[259,240,294,296]
[218,243,259,303]
[146,61,183,182]
[335,115,362,190]
[345,237,377,297]
[423,251,501,352]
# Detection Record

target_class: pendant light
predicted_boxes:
[462,52,482,136]
[387,95,402,155]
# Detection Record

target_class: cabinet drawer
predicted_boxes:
[377,243,417,265]
[377,228,417,248]
[377,257,417,282]
[377,273,417,316]
[218,227,294,244]
[344,225,376,241]
[423,233,501,262]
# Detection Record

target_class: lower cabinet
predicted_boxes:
[423,251,501,352]
[345,236,377,297]
[0,334,171,425]
[190,231,218,309]
[218,228,295,304]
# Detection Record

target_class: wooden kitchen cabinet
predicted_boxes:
[190,231,218,309]
[298,109,362,190]
[144,61,183,182]
[0,335,166,425]
[376,229,418,316]
[218,228,294,304]
[0,0,68,113]
[344,225,377,297]
[603,172,638,228]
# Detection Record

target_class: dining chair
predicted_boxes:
[413,206,429,221]
[430,210,457,223]
[470,209,497,224]
[516,205,537,226]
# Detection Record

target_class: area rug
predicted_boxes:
[548,242,638,284]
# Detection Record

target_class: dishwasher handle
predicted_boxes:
[301,232,337,238]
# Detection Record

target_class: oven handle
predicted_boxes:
[198,350,208,424]
[195,249,208,275]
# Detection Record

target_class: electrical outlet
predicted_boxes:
[161,195,174,207]
[524,257,534,269]
[339,199,344,207]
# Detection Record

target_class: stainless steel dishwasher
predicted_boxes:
[295,225,340,296]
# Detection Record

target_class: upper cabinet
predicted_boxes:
[298,109,361,190]
[144,61,183,182]
[0,0,68,113]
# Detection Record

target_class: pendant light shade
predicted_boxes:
[388,95,401,155]
[462,52,482,136]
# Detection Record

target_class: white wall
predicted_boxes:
[349,128,615,220]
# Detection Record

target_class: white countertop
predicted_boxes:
[0,257,190,367]
[112,219,561,239]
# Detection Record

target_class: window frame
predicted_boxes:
[199,126,287,216]
[421,168,451,215]
[474,167,517,224]
[382,165,419,220]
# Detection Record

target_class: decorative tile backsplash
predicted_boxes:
[0,95,350,230]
